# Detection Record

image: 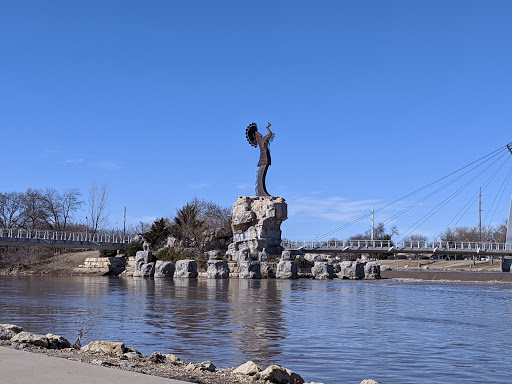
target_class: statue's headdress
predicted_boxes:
[246,123,258,147]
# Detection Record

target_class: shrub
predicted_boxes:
[124,240,144,257]
[99,249,118,257]
[155,247,196,263]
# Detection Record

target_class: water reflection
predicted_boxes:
[1,276,512,384]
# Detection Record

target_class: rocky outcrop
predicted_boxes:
[226,196,287,262]
[276,260,298,279]
[364,262,381,279]
[233,361,261,376]
[207,259,229,279]
[10,332,70,349]
[81,341,126,357]
[0,324,23,340]
[238,260,262,279]
[175,260,198,278]
[337,261,365,279]
[311,262,334,280]
[154,260,175,278]
[186,361,216,372]
[133,251,156,278]
[255,364,304,384]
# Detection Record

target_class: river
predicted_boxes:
[0,275,511,384]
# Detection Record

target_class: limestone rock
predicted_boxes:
[165,353,181,362]
[364,262,381,279]
[280,250,294,261]
[11,332,49,348]
[154,260,175,278]
[133,262,155,277]
[81,341,126,356]
[226,196,287,261]
[260,261,276,278]
[256,365,304,384]
[207,259,229,279]
[175,259,198,278]
[207,250,222,260]
[149,352,167,363]
[0,324,23,333]
[0,324,22,340]
[46,333,71,349]
[337,261,365,279]
[361,380,379,384]
[238,260,262,279]
[276,260,298,279]
[135,250,155,265]
[311,262,334,279]
[304,253,326,263]
[134,250,156,277]
[186,361,216,372]
[233,361,261,376]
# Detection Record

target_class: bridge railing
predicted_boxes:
[282,239,511,251]
[0,228,132,244]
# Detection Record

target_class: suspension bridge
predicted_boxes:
[0,228,131,250]
[284,141,512,257]
[1,142,512,258]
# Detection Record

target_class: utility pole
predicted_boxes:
[371,205,375,241]
[123,207,126,239]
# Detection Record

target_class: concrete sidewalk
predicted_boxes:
[0,346,193,384]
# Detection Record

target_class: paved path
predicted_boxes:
[0,346,193,384]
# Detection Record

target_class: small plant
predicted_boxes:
[124,240,144,257]
[155,247,196,263]
[99,249,118,257]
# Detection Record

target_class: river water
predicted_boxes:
[0,275,511,384]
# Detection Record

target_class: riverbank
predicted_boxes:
[2,251,510,282]
[0,324,380,384]
[0,332,298,384]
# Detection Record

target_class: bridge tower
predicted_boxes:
[507,195,512,247]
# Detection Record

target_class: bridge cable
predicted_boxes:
[380,151,509,230]
[485,165,512,227]
[316,143,510,240]
[397,151,510,241]
[412,153,511,240]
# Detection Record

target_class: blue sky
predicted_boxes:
[1,1,511,240]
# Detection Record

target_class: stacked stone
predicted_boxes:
[175,260,198,278]
[276,250,298,279]
[226,196,287,261]
[133,251,175,278]
[206,251,229,279]
[225,196,287,279]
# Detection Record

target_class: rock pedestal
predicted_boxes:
[207,259,229,279]
[154,261,175,278]
[226,196,287,262]
[276,260,298,279]
[311,261,334,280]
[337,261,365,279]
[175,259,198,278]
[133,251,156,277]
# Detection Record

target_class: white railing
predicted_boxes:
[282,239,511,251]
[0,228,131,245]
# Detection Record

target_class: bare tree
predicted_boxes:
[88,184,110,234]
[0,192,26,228]
[43,188,83,231]
[22,189,47,230]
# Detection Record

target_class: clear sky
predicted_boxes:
[1,0,511,240]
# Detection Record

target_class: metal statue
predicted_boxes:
[246,122,275,197]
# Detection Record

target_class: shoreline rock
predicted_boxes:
[4,323,368,384]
